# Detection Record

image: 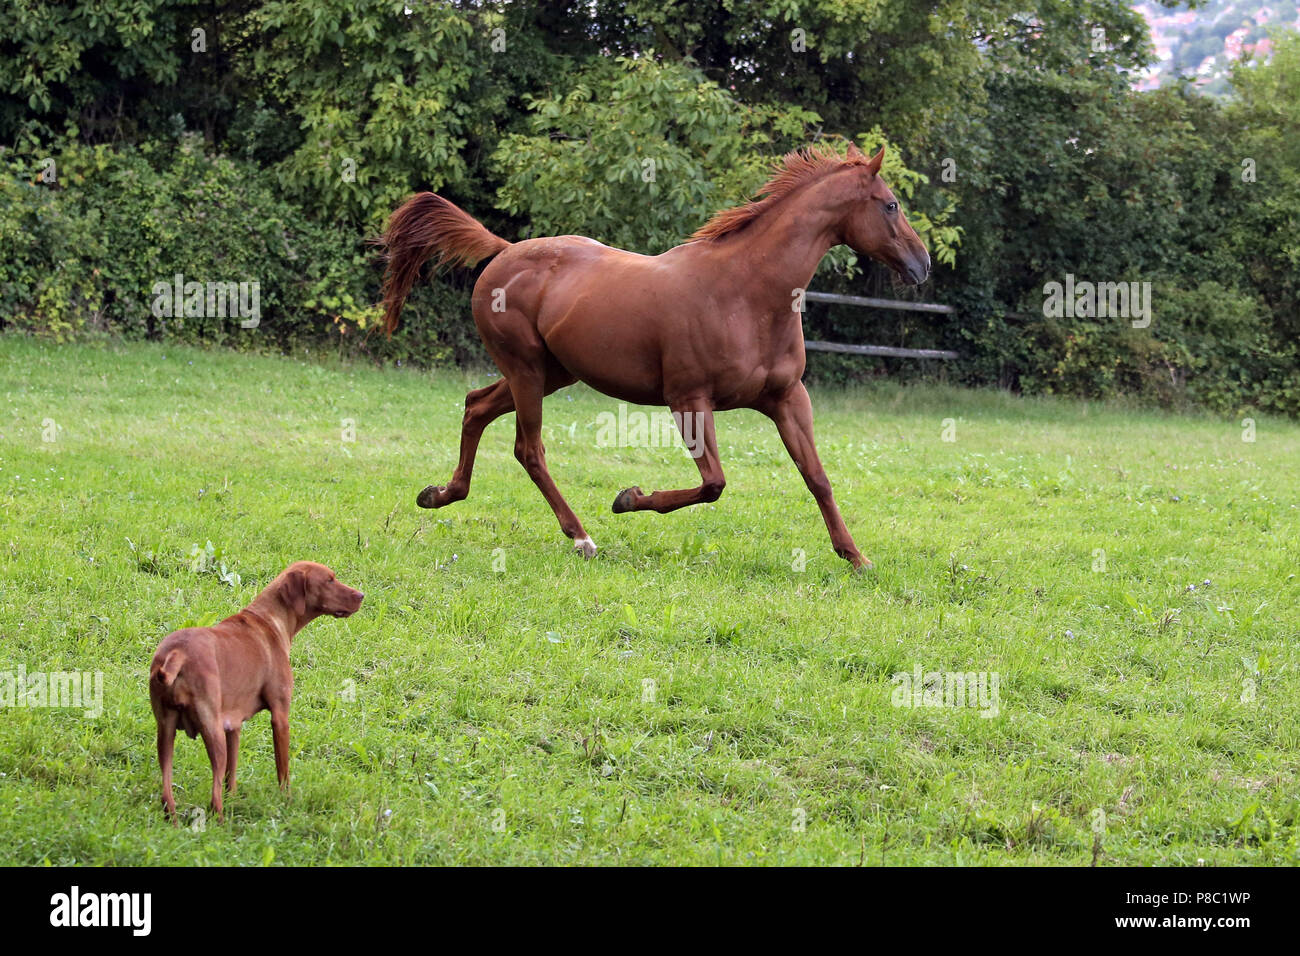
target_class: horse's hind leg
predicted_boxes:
[611,401,726,514]
[418,362,578,511]
[417,378,515,509]
[505,365,596,557]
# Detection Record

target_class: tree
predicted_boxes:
[491,55,959,267]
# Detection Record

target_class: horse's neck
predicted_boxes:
[725,185,845,309]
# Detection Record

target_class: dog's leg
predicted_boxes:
[270,707,291,793]
[224,726,241,795]
[198,717,228,821]
[156,710,179,823]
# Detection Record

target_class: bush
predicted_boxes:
[1,137,375,343]
[0,159,106,341]
[0,135,484,367]
[986,279,1284,414]
[1155,281,1297,415]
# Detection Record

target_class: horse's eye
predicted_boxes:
[886,201,899,213]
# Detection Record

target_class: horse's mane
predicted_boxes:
[690,145,866,243]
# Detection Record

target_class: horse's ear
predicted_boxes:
[865,145,885,176]
[846,141,865,160]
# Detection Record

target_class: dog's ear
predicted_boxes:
[282,568,309,618]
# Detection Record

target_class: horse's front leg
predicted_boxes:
[611,402,725,514]
[757,383,870,571]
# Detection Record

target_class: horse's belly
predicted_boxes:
[549,343,665,406]
[539,302,667,405]
[570,373,665,407]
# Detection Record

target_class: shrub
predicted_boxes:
[0,135,484,367]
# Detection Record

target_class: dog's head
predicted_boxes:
[279,561,365,621]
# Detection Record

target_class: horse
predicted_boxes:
[376,142,930,570]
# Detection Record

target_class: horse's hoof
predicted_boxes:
[416,485,442,509]
[852,557,875,574]
[611,487,642,514]
[573,536,598,559]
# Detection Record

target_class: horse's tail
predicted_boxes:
[374,193,511,335]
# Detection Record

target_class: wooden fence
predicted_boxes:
[802,290,960,360]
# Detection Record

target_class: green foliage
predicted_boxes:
[1225,30,1300,345]
[493,56,820,254]
[248,0,478,226]
[0,136,380,347]
[1156,282,1297,414]
[0,159,105,341]
[929,30,1300,415]
[1003,281,1270,412]
[493,56,960,270]
[0,134,490,367]
[569,0,994,150]
[0,0,188,145]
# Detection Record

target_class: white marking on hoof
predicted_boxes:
[573,536,597,559]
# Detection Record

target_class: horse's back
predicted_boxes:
[485,234,647,274]
[475,235,682,322]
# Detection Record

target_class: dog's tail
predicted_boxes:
[152,648,186,689]
[372,193,511,336]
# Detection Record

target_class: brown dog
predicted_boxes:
[148,561,363,822]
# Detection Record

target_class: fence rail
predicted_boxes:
[803,290,956,315]
[803,340,961,360]
[802,290,960,360]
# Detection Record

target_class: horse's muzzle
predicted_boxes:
[900,250,931,286]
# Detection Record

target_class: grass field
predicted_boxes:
[1,336,1297,865]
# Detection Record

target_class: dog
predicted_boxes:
[148,561,363,822]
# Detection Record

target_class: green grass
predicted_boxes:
[1,336,1298,865]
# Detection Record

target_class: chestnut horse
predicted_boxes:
[377,142,930,570]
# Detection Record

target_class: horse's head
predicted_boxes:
[839,144,931,286]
